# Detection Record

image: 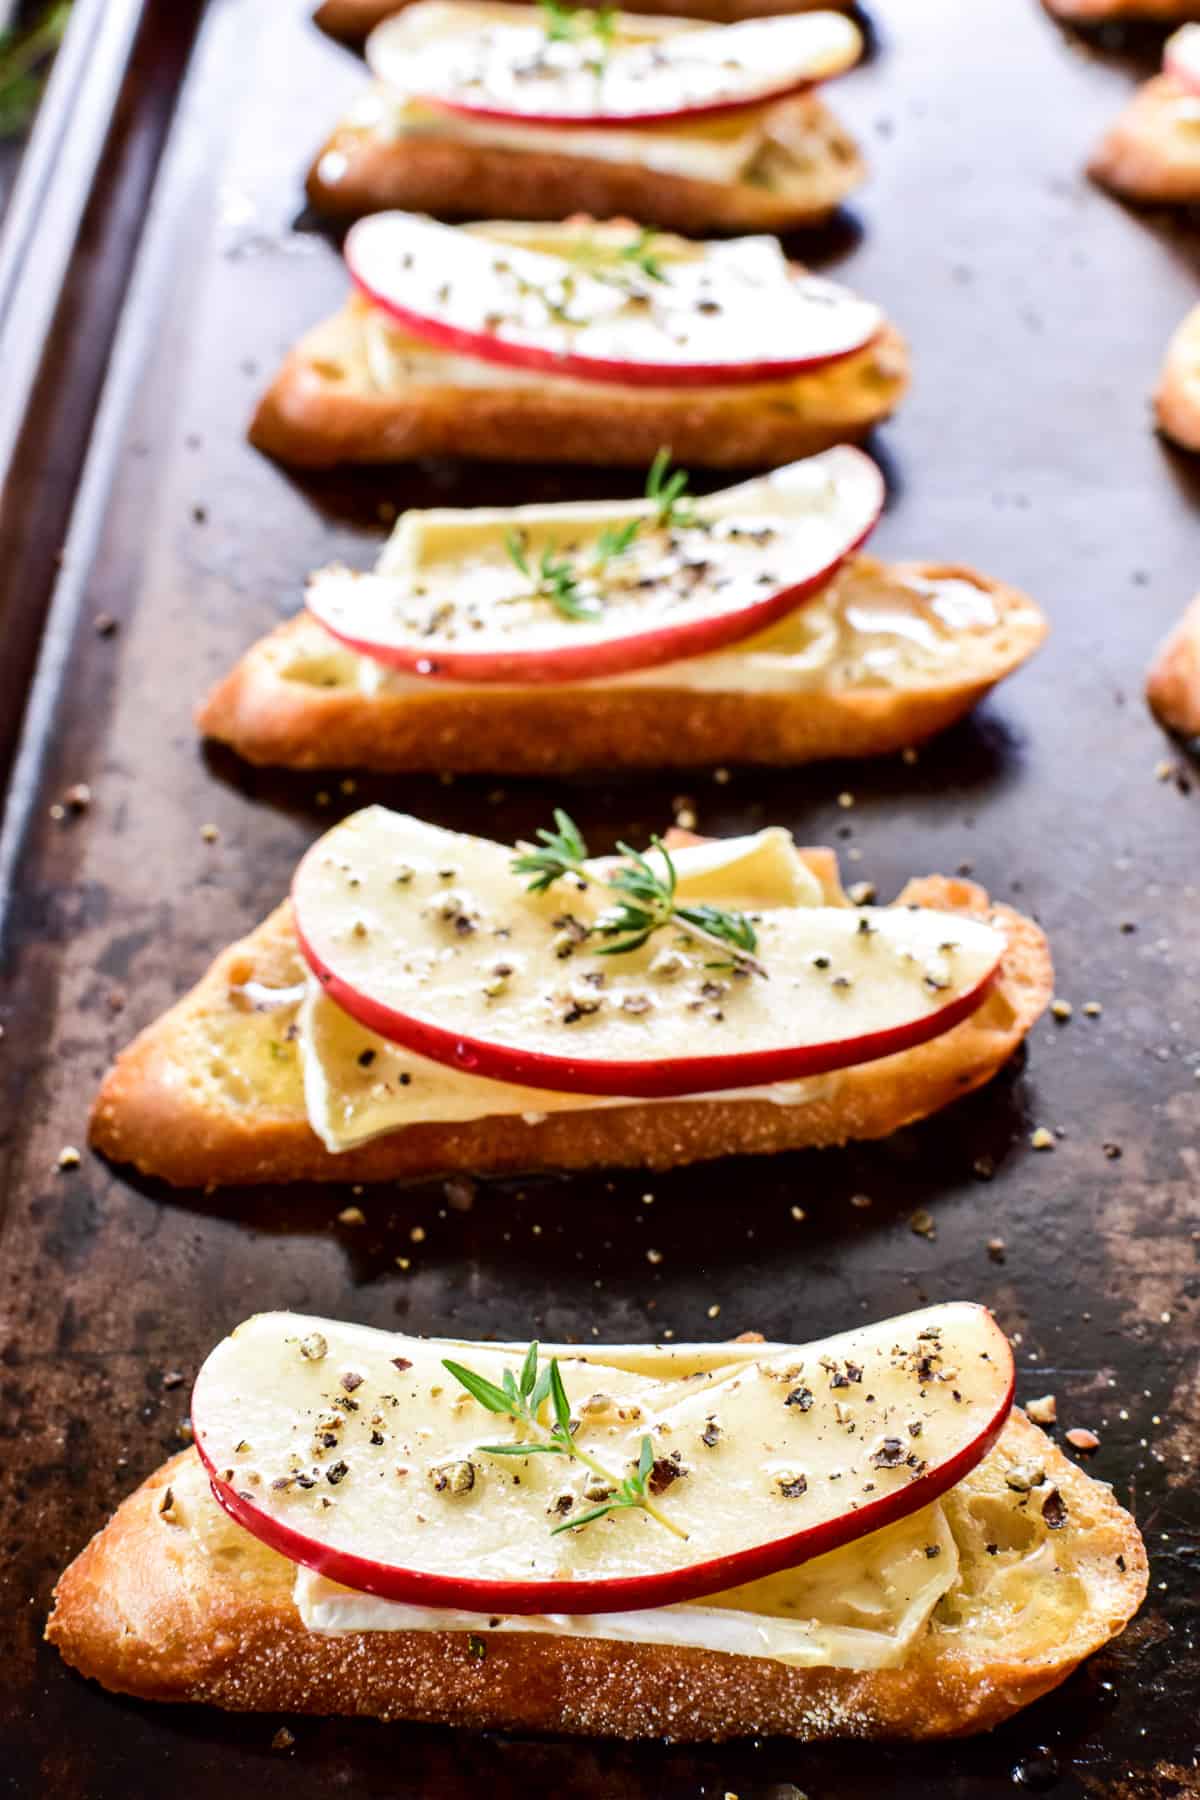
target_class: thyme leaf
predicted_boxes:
[512,809,766,977]
[443,1343,687,1540]
[539,0,618,71]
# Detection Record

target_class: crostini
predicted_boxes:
[89,810,1052,1188]
[306,1,865,231]
[200,450,1047,774]
[1089,26,1200,202]
[46,1305,1148,1740]
[1154,303,1200,449]
[1147,591,1200,733]
[316,0,857,41]
[249,214,909,469]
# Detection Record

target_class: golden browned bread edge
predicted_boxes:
[1146,591,1200,733]
[88,871,1053,1188]
[45,1413,1149,1740]
[1088,76,1200,203]
[248,321,908,470]
[195,560,1048,773]
[304,102,863,231]
[1154,304,1200,450]
[316,0,851,37]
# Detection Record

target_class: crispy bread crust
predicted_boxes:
[305,97,863,231]
[316,0,851,38]
[1089,75,1200,204]
[248,314,909,470]
[45,1414,1148,1740]
[88,869,1053,1188]
[195,559,1048,773]
[1154,304,1200,450]
[1146,591,1200,732]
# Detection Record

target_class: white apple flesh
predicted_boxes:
[192,1304,1015,1615]
[345,213,883,388]
[304,449,884,685]
[367,12,862,130]
[291,809,1005,1100]
[1165,24,1200,93]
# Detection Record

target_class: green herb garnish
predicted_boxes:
[539,0,618,72]
[568,226,668,295]
[645,445,696,531]
[513,809,767,977]
[504,530,603,623]
[443,1341,688,1539]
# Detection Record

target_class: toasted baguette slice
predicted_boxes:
[46,1412,1147,1740]
[1088,75,1200,203]
[1154,304,1200,449]
[88,862,1052,1189]
[307,91,862,231]
[1147,591,1200,732]
[249,299,909,470]
[317,0,853,39]
[196,557,1047,774]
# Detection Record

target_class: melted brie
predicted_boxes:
[294,1501,959,1671]
[297,828,837,1150]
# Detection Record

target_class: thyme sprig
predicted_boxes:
[569,226,668,296]
[513,809,767,977]
[645,444,697,531]
[502,453,697,622]
[504,530,603,622]
[538,0,617,73]
[442,1342,687,1539]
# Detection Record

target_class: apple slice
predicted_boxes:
[192,1304,1015,1615]
[291,808,1005,1099]
[368,11,861,130]
[1165,24,1200,93]
[305,450,884,685]
[345,212,883,388]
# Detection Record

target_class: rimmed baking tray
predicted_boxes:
[0,0,1196,1793]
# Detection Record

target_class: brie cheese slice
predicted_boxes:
[294,1500,958,1671]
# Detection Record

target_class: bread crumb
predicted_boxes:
[837,791,855,810]
[200,823,219,843]
[791,1204,806,1222]
[1083,1001,1102,1017]
[909,1208,936,1239]
[1066,1427,1100,1453]
[338,1206,365,1226]
[1030,1126,1055,1151]
[1026,1394,1057,1425]
[646,1248,663,1265]
[271,1727,295,1751]
[1051,999,1072,1021]
[986,1236,1007,1262]
[55,1146,81,1170]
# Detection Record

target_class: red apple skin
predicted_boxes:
[290,884,1002,1098]
[193,1310,1014,1616]
[345,235,881,390]
[306,455,883,685]
[421,75,816,132]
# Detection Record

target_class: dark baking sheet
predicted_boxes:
[1,0,1198,1794]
